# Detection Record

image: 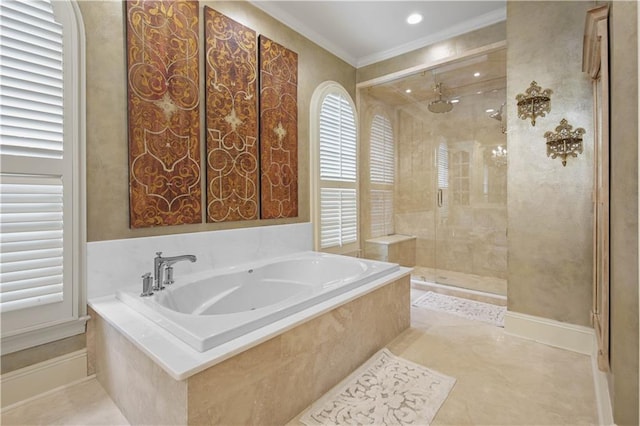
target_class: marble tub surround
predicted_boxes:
[88,267,410,380]
[90,275,410,425]
[87,222,311,299]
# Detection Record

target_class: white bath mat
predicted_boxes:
[300,348,456,425]
[412,291,506,327]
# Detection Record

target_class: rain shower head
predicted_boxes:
[428,83,453,113]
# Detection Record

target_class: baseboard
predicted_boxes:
[0,349,88,408]
[504,311,594,354]
[504,311,615,425]
[590,336,615,426]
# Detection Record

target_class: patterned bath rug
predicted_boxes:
[300,348,456,425]
[412,291,506,327]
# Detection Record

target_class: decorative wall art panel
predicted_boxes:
[126,0,201,228]
[204,7,259,222]
[259,36,298,219]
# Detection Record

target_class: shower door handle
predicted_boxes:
[437,189,443,207]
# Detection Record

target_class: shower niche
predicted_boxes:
[359,46,508,296]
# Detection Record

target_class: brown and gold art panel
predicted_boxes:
[204,7,259,222]
[259,36,298,219]
[126,0,201,228]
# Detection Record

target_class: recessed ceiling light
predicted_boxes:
[407,13,423,25]
[474,72,481,77]
[405,89,412,93]
[476,91,483,95]
[451,99,460,104]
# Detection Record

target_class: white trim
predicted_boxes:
[0,316,89,355]
[0,349,88,408]
[504,311,594,355]
[591,334,615,426]
[248,2,505,68]
[357,9,506,67]
[248,1,356,66]
[504,311,615,424]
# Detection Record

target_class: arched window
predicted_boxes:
[369,113,394,237]
[310,82,358,253]
[0,0,86,353]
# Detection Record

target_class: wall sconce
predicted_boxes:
[544,119,585,167]
[516,81,552,126]
[491,145,508,167]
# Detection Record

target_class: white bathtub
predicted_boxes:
[116,251,399,352]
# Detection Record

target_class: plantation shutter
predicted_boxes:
[370,114,394,184]
[0,0,68,316]
[370,189,393,238]
[319,93,358,249]
[0,0,64,159]
[369,114,394,238]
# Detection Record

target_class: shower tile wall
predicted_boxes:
[362,87,507,285]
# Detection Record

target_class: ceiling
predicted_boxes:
[249,1,506,67]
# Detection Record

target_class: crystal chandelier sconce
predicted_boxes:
[516,81,552,126]
[491,145,508,167]
[544,119,585,167]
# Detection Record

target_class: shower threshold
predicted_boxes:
[411,266,507,297]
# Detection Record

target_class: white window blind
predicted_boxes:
[437,142,448,188]
[0,174,64,312]
[0,1,69,318]
[0,0,64,159]
[320,188,357,248]
[369,114,394,238]
[319,93,356,183]
[370,114,394,184]
[370,189,393,238]
[318,92,358,250]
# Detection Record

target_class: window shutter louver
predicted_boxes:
[0,0,67,315]
[318,92,358,249]
[370,114,394,185]
[319,94,357,183]
[0,0,64,160]
[369,114,395,237]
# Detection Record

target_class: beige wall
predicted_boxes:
[609,2,639,424]
[78,0,356,242]
[506,1,594,326]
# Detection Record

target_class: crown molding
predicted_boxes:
[249,1,358,66]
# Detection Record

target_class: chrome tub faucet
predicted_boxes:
[153,252,197,291]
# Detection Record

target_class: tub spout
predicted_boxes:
[153,252,197,290]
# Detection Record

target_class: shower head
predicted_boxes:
[428,83,453,113]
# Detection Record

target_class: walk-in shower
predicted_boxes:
[359,47,508,296]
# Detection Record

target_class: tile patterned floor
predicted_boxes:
[2,289,598,425]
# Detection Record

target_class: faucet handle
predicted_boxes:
[164,266,175,286]
[155,251,163,257]
[140,272,153,297]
